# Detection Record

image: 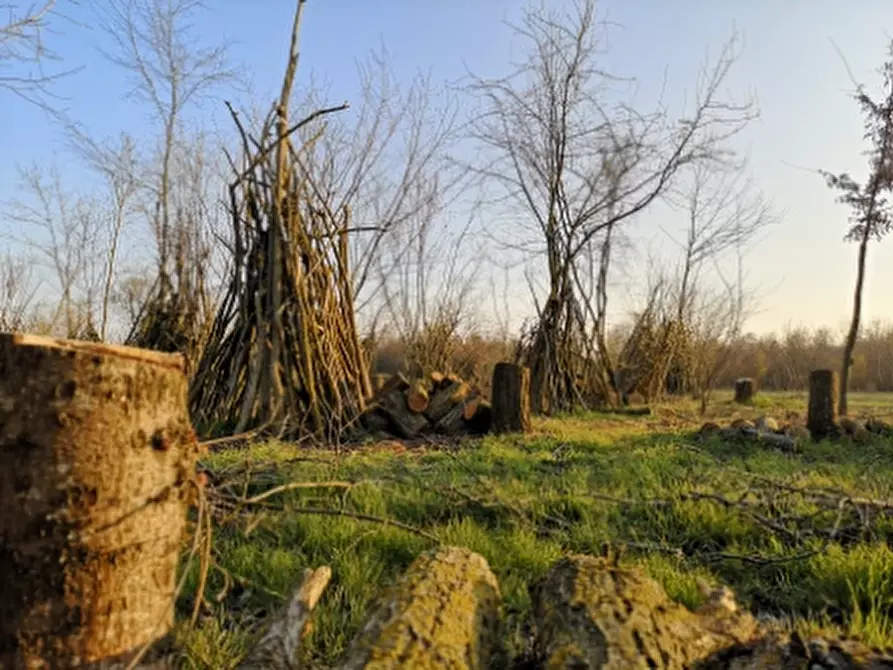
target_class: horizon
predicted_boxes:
[2,0,893,339]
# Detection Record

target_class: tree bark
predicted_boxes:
[0,334,201,669]
[734,377,755,404]
[808,369,840,442]
[337,546,503,669]
[532,554,759,668]
[491,362,532,434]
[840,235,870,417]
[377,389,429,439]
[424,380,471,424]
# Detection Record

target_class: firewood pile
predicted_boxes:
[361,371,493,439]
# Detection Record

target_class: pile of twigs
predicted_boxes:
[190,2,369,440]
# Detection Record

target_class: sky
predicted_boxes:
[3,0,893,337]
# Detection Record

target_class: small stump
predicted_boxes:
[0,334,201,668]
[733,377,755,404]
[491,362,531,434]
[807,369,839,441]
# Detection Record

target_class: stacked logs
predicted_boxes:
[362,371,494,439]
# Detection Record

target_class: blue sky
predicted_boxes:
[3,0,893,336]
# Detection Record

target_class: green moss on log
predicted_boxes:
[531,555,759,668]
[337,546,502,670]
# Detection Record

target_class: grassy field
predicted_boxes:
[175,391,893,668]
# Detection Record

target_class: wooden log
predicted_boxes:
[733,377,755,403]
[532,555,758,668]
[429,371,446,389]
[808,369,839,441]
[371,372,410,402]
[424,380,471,424]
[491,362,531,434]
[369,373,390,396]
[404,379,430,413]
[466,400,493,436]
[434,392,479,435]
[359,408,391,434]
[0,334,202,669]
[377,389,430,439]
[337,546,503,669]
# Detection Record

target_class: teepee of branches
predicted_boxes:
[190,1,371,439]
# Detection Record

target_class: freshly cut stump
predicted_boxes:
[532,555,758,668]
[733,377,755,404]
[807,369,839,441]
[491,363,531,434]
[337,546,503,669]
[0,334,201,669]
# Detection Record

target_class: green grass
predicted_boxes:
[174,391,893,667]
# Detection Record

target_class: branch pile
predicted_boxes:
[189,3,370,440]
[361,371,493,440]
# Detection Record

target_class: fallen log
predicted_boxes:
[531,554,759,668]
[466,400,493,435]
[337,546,503,669]
[0,334,202,669]
[434,391,480,435]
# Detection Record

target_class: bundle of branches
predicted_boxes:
[515,295,616,414]
[617,313,694,403]
[190,3,369,441]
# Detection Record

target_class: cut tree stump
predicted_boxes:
[808,369,839,441]
[734,377,756,404]
[337,546,503,669]
[491,363,531,434]
[0,334,202,669]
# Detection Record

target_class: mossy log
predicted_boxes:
[336,546,503,669]
[0,334,201,669]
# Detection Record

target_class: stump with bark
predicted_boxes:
[0,334,201,669]
[491,362,531,434]
[734,377,756,404]
[808,369,840,441]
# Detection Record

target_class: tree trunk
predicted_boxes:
[424,380,471,424]
[0,334,201,669]
[491,362,531,434]
[733,377,755,404]
[808,369,839,442]
[840,236,870,417]
[377,389,430,439]
[337,546,503,669]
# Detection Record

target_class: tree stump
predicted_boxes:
[808,369,839,441]
[0,334,202,669]
[733,377,755,404]
[337,546,503,669]
[491,363,531,434]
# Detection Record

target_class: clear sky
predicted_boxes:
[3,0,893,336]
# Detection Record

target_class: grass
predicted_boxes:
[174,391,893,668]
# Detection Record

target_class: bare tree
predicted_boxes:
[6,163,103,337]
[0,0,78,108]
[467,0,757,413]
[0,252,39,330]
[820,39,893,416]
[290,47,463,319]
[94,0,234,356]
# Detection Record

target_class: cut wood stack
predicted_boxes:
[361,371,493,440]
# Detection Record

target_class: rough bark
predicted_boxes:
[372,373,410,402]
[733,378,755,404]
[0,334,201,669]
[337,546,503,670]
[808,369,840,441]
[434,391,479,435]
[531,554,760,668]
[424,380,471,424]
[491,362,532,434]
[404,379,430,413]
